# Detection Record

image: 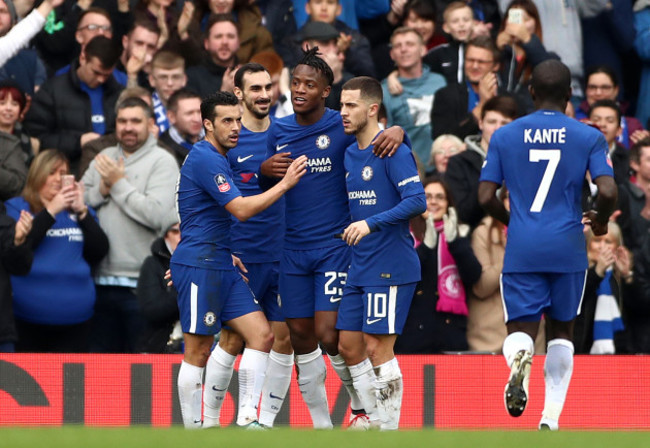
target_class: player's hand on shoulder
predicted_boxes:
[342,220,371,246]
[372,126,404,158]
[281,155,308,188]
[261,152,293,178]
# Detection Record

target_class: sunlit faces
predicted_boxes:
[204,20,239,66]
[209,0,234,14]
[389,30,426,71]
[585,72,619,106]
[77,54,114,88]
[205,104,242,151]
[464,45,497,84]
[0,92,21,130]
[150,66,187,103]
[424,182,449,221]
[589,106,621,145]
[123,26,159,74]
[340,89,373,136]
[76,12,113,46]
[290,64,330,114]
[169,97,203,138]
[305,0,341,24]
[443,6,473,42]
[116,106,152,152]
[404,10,435,44]
[479,110,512,147]
[238,70,273,119]
[39,161,69,202]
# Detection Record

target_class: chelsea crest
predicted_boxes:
[362,166,373,181]
[316,134,330,149]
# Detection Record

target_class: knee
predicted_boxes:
[316,327,339,355]
[272,329,293,354]
[219,330,244,356]
[250,326,274,353]
[184,343,212,367]
[337,336,360,364]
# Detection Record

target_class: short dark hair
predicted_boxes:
[423,174,455,208]
[481,95,519,120]
[530,59,571,104]
[201,91,239,122]
[404,0,437,24]
[342,76,383,106]
[589,99,621,124]
[206,13,238,37]
[128,18,160,36]
[466,35,501,65]
[168,88,201,112]
[295,46,334,87]
[116,96,153,119]
[630,137,650,164]
[585,64,618,88]
[84,35,120,68]
[77,7,112,29]
[234,63,268,89]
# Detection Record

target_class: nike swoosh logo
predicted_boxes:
[269,392,283,400]
[276,143,288,152]
[329,296,341,303]
[212,385,227,391]
[193,419,202,424]
[366,318,381,325]
[237,154,254,163]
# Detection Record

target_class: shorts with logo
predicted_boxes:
[244,261,282,322]
[500,271,587,322]
[279,244,351,319]
[336,283,416,335]
[171,262,261,335]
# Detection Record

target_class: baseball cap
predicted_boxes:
[296,21,339,43]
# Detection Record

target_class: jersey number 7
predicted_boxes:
[529,149,560,212]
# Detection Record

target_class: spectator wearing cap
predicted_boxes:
[277,2,376,78]
[24,36,124,177]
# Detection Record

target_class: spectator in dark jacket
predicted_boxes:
[23,36,123,177]
[0,201,32,352]
[136,221,181,353]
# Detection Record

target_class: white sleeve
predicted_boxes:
[0,9,46,66]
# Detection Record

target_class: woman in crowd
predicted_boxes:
[575,65,646,148]
[574,222,636,354]
[469,186,545,353]
[396,175,481,353]
[5,150,108,352]
[428,133,465,176]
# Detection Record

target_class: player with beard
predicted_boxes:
[259,47,407,429]
[199,63,295,428]
[171,91,307,429]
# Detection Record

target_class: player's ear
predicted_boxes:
[322,85,332,99]
[368,103,379,118]
[203,118,213,132]
[233,86,243,101]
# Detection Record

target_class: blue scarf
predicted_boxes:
[591,269,625,354]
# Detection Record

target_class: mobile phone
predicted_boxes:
[62,175,75,189]
[508,8,523,24]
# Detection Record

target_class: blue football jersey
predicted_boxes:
[227,123,284,263]
[345,141,424,286]
[265,108,355,249]
[172,140,242,270]
[480,110,614,273]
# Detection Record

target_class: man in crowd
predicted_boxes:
[148,50,187,135]
[159,88,204,166]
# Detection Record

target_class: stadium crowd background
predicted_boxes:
[0,0,649,357]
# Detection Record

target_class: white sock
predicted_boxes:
[236,348,269,426]
[348,358,379,423]
[541,339,574,428]
[502,331,535,367]
[177,361,204,429]
[374,358,402,431]
[296,348,333,429]
[258,350,293,427]
[203,345,236,428]
[328,353,364,412]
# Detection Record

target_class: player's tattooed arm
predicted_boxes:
[372,126,405,158]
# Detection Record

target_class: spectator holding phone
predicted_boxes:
[5,150,108,352]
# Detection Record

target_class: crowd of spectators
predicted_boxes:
[0,0,649,355]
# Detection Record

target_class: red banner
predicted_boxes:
[0,354,648,429]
